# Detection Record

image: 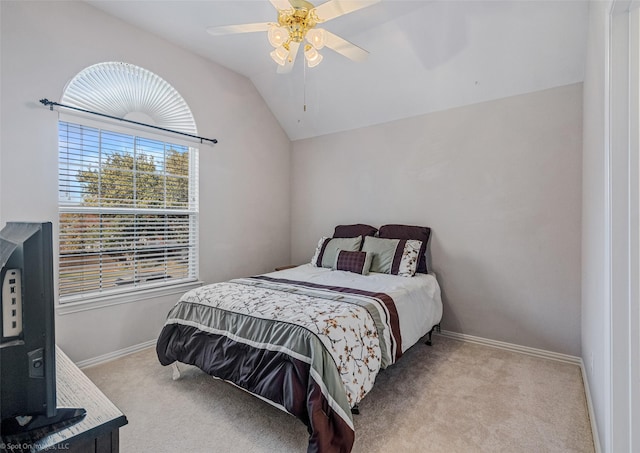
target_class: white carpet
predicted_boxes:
[84,336,594,452]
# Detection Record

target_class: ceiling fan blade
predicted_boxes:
[206,22,271,36]
[323,30,369,62]
[277,41,300,74]
[270,0,293,10]
[313,0,380,22]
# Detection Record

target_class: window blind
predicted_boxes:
[58,121,198,299]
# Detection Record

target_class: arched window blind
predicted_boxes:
[58,62,199,300]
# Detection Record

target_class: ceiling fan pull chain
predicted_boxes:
[303,59,307,112]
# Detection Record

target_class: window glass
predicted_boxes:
[58,121,198,299]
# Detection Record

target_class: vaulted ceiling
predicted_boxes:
[87,0,589,141]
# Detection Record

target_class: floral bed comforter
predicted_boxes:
[156,275,403,453]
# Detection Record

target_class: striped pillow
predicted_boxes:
[361,236,422,277]
[378,224,431,273]
[310,236,362,268]
[332,249,373,275]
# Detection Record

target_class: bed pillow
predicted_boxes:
[361,236,423,277]
[332,249,373,275]
[333,224,378,240]
[378,224,431,273]
[393,239,423,277]
[310,236,362,268]
[361,236,399,273]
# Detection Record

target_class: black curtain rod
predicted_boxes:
[39,99,218,145]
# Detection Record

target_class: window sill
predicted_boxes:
[56,280,203,316]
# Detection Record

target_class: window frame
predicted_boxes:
[57,112,200,305]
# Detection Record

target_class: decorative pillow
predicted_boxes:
[361,236,400,273]
[332,249,373,275]
[361,236,423,277]
[394,239,422,277]
[310,236,362,268]
[333,224,378,240]
[378,224,431,273]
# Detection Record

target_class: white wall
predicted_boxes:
[291,83,583,356]
[0,1,291,363]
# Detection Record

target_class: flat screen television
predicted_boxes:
[0,221,84,435]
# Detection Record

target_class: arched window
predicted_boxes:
[58,62,199,300]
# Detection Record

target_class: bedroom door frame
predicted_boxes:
[608,1,640,451]
[630,5,640,450]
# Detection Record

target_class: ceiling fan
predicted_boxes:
[206,0,380,73]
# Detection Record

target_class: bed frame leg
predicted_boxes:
[351,404,360,415]
[425,323,441,347]
[172,362,182,380]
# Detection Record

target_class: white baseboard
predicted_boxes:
[437,329,600,452]
[437,329,581,364]
[76,338,157,369]
[578,358,602,453]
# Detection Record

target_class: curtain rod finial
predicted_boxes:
[39,98,54,110]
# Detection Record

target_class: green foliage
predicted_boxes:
[76,149,189,208]
[62,148,191,258]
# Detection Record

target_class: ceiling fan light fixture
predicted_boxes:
[268,24,289,48]
[270,45,289,65]
[305,28,325,49]
[304,44,323,68]
[206,0,379,73]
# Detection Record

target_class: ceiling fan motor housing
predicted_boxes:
[277,2,321,43]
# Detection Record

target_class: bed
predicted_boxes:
[156,224,443,453]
